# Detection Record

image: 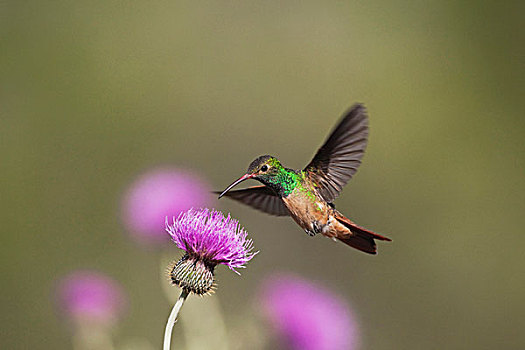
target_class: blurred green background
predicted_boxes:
[2,0,524,349]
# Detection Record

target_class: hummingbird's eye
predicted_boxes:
[260,165,268,172]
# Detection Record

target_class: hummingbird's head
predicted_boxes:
[218,155,284,198]
[246,155,282,178]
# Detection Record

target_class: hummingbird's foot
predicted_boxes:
[304,221,323,237]
[304,228,317,237]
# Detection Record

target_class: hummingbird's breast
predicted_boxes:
[282,186,333,236]
[282,183,352,239]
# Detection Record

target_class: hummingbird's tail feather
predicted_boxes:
[334,213,391,254]
[337,234,378,254]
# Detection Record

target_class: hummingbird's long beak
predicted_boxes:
[218,173,255,198]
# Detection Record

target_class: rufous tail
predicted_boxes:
[335,212,391,254]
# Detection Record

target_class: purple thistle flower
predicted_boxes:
[162,209,257,349]
[165,208,257,294]
[259,274,359,350]
[55,270,127,327]
[122,167,211,245]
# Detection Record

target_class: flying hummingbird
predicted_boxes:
[217,104,391,254]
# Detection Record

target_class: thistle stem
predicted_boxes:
[163,289,189,350]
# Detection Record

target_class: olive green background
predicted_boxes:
[2,1,524,349]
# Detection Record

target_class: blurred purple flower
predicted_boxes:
[166,208,257,294]
[260,274,359,350]
[122,167,211,244]
[56,270,127,326]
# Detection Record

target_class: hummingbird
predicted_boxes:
[217,104,391,254]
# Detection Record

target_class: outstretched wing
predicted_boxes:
[215,186,290,216]
[304,104,369,203]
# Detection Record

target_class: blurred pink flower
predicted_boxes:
[259,274,359,350]
[122,167,211,244]
[56,270,127,326]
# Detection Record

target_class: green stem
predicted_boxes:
[163,289,189,350]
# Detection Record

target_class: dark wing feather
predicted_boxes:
[304,104,369,203]
[214,186,290,216]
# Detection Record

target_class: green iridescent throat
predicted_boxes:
[259,163,302,197]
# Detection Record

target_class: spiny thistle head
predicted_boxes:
[165,208,257,295]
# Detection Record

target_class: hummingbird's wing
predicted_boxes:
[214,186,290,216]
[304,103,369,203]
